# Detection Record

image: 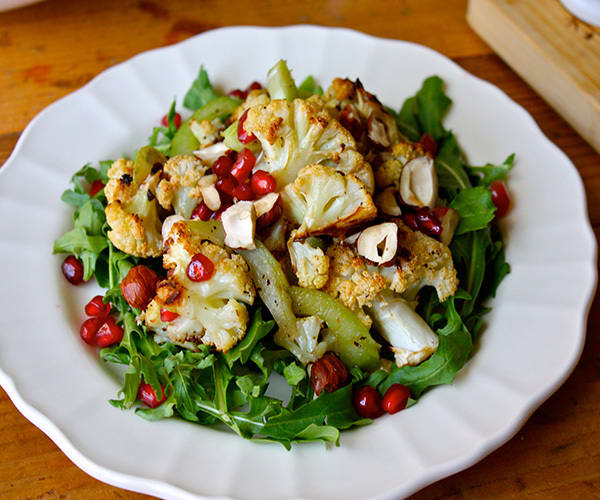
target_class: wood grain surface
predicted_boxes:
[0,0,598,498]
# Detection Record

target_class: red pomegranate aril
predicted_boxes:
[160,309,179,322]
[353,386,383,419]
[216,176,236,198]
[251,170,276,197]
[212,155,234,178]
[187,253,214,282]
[416,208,442,238]
[256,201,283,229]
[433,206,449,219]
[89,179,105,196]
[382,383,411,415]
[420,132,438,156]
[228,89,248,100]
[237,110,256,144]
[161,112,182,129]
[95,317,124,348]
[138,380,167,408]
[211,203,231,220]
[401,212,420,232]
[230,148,257,182]
[85,295,111,318]
[232,182,254,201]
[80,317,102,345]
[61,255,84,285]
[490,180,511,218]
[247,81,262,91]
[191,201,213,221]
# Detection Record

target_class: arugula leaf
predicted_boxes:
[416,76,452,141]
[395,96,421,142]
[224,309,275,367]
[468,153,515,186]
[283,362,306,386]
[450,186,496,235]
[136,402,175,421]
[298,75,323,98]
[183,66,220,111]
[435,133,471,193]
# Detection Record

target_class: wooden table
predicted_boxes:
[1,0,598,498]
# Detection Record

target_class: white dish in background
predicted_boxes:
[0,26,596,500]
[560,0,600,27]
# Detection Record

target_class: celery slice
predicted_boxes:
[134,146,166,185]
[289,287,380,370]
[266,60,298,101]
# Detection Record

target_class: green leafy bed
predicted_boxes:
[53,67,512,448]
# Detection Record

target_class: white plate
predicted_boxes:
[0,26,596,500]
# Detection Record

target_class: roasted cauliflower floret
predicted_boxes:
[287,231,330,289]
[379,220,458,302]
[374,141,426,190]
[274,316,332,365]
[324,78,400,152]
[243,97,374,190]
[156,155,208,218]
[280,164,376,238]
[104,158,163,257]
[323,244,385,328]
[189,118,225,148]
[143,220,255,352]
[232,89,271,121]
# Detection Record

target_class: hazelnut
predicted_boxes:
[310,352,348,396]
[120,265,158,310]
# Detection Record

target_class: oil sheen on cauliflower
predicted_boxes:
[287,231,330,289]
[143,220,255,352]
[374,142,427,190]
[280,164,376,238]
[104,158,163,258]
[243,97,374,190]
[156,155,208,218]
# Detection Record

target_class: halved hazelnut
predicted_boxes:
[356,222,398,264]
[400,156,438,208]
[375,186,402,216]
[254,192,279,218]
[222,201,256,250]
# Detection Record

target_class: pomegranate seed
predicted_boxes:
[61,255,84,285]
[382,383,410,415]
[237,110,256,144]
[433,206,449,219]
[161,112,182,128]
[160,309,179,322]
[187,253,214,282]
[191,202,213,221]
[89,179,105,196]
[80,317,102,345]
[353,386,383,419]
[415,208,442,238]
[420,133,438,156]
[216,176,235,203]
[84,295,111,318]
[257,200,283,229]
[211,203,231,220]
[401,212,420,232]
[232,182,254,201]
[213,155,234,178]
[490,180,511,218]
[138,380,167,408]
[247,81,262,91]
[230,148,256,183]
[225,149,238,161]
[251,170,276,197]
[95,317,124,348]
[228,89,247,100]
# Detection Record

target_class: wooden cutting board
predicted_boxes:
[467,0,600,153]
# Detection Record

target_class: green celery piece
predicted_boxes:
[288,287,380,371]
[266,60,298,101]
[170,96,241,156]
[238,241,299,340]
[134,146,166,185]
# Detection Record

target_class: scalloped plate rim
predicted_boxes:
[0,25,597,500]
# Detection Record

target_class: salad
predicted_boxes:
[53,60,513,448]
